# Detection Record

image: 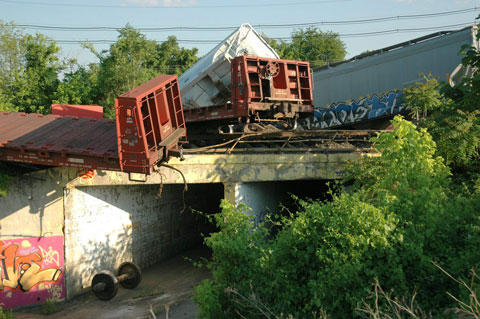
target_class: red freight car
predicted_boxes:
[115,74,187,174]
[0,74,186,175]
[183,56,314,128]
[0,112,120,171]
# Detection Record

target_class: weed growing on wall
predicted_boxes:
[194,116,480,318]
[0,171,10,197]
[0,306,14,319]
[41,300,59,315]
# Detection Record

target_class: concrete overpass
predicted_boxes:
[0,149,370,307]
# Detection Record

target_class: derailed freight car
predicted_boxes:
[0,74,186,175]
[179,24,314,131]
[183,55,314,129]
[313,26,479,110]
[179,23,279,109]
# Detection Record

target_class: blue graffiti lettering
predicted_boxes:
[312,91,406,129]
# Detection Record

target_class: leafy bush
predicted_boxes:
[195,27,480,317]
[425,23,480,170]
[194,202,270,318]
[195,117,480,318]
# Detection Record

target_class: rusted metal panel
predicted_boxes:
[0,112,120,170]
[232,55,314,118]
[51,104,103,119]
[115,74,187,174]
[183,104,238,123]
[183,56,314,123]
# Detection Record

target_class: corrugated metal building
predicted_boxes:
[313,26,479,109]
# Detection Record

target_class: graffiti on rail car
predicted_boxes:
[312,91,407,128]
[0,236,65,308]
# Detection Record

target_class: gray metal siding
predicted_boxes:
[313,27,478,109]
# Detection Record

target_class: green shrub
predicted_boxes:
[195,117,480,318]
[194,201,270,318]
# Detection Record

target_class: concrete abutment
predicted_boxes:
[0,152,364,307]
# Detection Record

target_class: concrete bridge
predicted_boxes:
[0,150,369,307]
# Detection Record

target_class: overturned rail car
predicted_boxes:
[0,74,186,175]
[179,23,279,110]
[115,74,187,174]
[183,55,314,127]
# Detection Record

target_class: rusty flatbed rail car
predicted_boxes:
[0,75,187,174]
[0,112,120,171]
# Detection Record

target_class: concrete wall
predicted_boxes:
[1,152,358,305]
[224,180,331,224]
[0,167,75,308]
[224,182,288,224]
[64,183,223,299]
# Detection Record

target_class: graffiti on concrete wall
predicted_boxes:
[312,91,407,128]
[78,168,95,180]
[0,236,65,308]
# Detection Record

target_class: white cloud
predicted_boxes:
[123,0,198,7]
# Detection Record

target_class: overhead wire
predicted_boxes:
[7,7,480,32]
[48,22,476,44]
[0,0,352,9]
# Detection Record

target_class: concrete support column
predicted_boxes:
[223,182,286,224]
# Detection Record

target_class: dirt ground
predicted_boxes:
[14,247,211,319]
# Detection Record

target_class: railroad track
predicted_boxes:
[184,129,387,154]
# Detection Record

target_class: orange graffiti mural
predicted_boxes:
[0,241,62,292]
[78,168,95,180]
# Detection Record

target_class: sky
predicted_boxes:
[0,0,479,67]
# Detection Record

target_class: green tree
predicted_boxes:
[156,35,199,75]
[400,22,480,182]
[427,33,480,168]
[0,21,60,114]
[270,27,346,68]
[0,21,23,111]
[54,59,98,105]
[402,73,443,121]
[15,33,60,114]
[86,25,198,117]
[86,25,159,117]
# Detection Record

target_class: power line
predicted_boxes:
[0,0,351,9]
[335,22,474,38]
[50,22,475,44]
[9,7,480,32]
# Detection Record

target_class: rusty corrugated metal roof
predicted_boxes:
[0,112,118,157]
